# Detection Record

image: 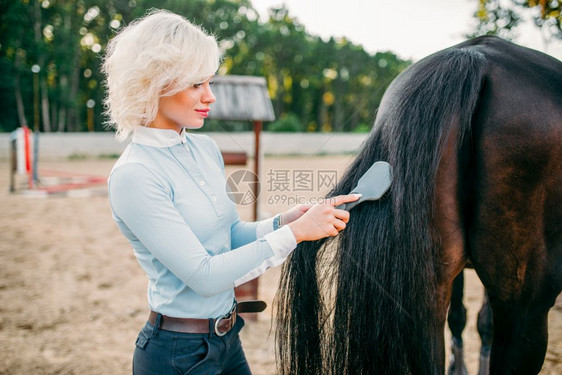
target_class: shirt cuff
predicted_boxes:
[256,217,275,238]
[263,225,297,259]
[233,226,297,287]
[234,248,285,287]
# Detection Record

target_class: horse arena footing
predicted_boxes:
[19,187,107,198]
[13,171,107,198]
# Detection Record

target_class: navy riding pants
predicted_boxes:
[132,314,251,374]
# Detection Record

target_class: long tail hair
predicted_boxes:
[275,46,487,374]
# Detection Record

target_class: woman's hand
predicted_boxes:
[280,204,313,226]
[287,194,361,243]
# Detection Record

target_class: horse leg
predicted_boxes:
[477,291,493,375]
[434,122,469,374]
[470,185,559,373]
[468,129,561,373]
[447,271,468,375]
[469,132,561,372]
[489,296,554,373]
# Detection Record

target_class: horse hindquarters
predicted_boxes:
[470,125,561,374]
[466,39,562,374]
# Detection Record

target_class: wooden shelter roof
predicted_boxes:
[208,75,275,122]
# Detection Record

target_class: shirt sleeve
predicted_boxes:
[234,225,297,286]
[256,217,275,238]
[230,219,258,248]
[109,162,277,298]
[230,216,275,248]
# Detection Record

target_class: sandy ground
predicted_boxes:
[0,156,560,374]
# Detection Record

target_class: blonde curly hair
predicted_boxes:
[102,9,221,141]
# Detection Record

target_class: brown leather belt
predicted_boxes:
[148,300,267,337]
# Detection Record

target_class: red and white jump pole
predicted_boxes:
[10,126,34,191]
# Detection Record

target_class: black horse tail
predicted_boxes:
[275,45,487,374]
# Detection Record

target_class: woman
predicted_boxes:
[103,9,359,374]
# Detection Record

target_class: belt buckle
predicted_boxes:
[214,302,237,337]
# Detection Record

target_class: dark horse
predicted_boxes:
[275,36,561,374]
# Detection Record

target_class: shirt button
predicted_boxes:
[200,180,206,186]
[212,196,217,202]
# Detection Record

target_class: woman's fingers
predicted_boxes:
[328,194,362,207]
[334,208,350,223]
[333,219,347,232]
[288,195,359,242]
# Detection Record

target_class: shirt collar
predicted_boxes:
[132,126,187,147]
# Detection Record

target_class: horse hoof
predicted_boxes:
[448,361,468,375]
[478,353,491,375]
[448,341,468,375]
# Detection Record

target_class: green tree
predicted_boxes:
[0,0,410,133]
[469,0,561,40]
[0,0,34,131]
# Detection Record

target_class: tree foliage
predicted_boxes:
[0,0,411,133]
[5,1,557,134]
[0,0,562,131]
[469,0,562,40]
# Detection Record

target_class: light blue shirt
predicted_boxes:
[108,126,296,319]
